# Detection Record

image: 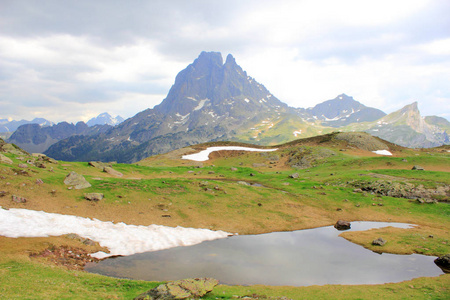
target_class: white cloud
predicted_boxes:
[0,0,448,123]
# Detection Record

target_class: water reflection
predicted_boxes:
[86,222,443,286]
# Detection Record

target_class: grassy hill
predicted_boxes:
[0,134,449,299]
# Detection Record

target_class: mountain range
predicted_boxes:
[6,51,449,161]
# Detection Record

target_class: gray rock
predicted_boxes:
[84,193,104,201]
[252,163,266,168]
[89,161,112,169]
[231,167,238,171]
[334,220,351,230]
[289,173,299,179]
[103,166,123,177]
[412,165,424,170]
[372,237,387,246]
[0,153,13,164]
[238,181,250,186]
[64,171,91,189]
[134,278,219,300]
[18,163,28,168]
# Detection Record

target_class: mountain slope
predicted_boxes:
[303,94,386,127]
[346,102,449,148]
[8,122,111,154]
[45,52,296,162]
[44,52,449,162]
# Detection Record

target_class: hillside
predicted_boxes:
[0,134,449,298]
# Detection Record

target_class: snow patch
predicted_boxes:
[372,150,392,156]
[182,146,278,162]
[194,99,208,111]
[293,130,302,137]
[0,208,231,259]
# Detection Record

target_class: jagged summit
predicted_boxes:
[154,51,287,119]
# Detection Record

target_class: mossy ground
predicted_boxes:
[0,138,449,299]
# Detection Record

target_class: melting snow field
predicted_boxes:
[372,150,393,156]
[0,207,231,259]
[182,146,278,162]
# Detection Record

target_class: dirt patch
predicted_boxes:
[30,245,99,270]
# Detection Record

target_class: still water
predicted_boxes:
[86,222,443,286]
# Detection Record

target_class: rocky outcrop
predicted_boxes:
[0,153,13,164]
[350,180,450,202]
[434,254,450,273]
[103,166,123,177]
[64,171,91,189]
[134,278,219,300]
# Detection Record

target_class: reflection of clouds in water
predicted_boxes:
[0,207,230,259]
[88,222,442,286]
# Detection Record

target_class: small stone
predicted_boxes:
[12,195,27,203]
[372,237,387,246]
[231,167,238,171]
[35,179,44,185]
[289,173,299,179]
[336,208,342,211]
[18,163,28,168]
[84,193,104,201]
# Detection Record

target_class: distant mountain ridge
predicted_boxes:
[0,118,53,133]
[87,113,124,127]
[38,51,449,162]
[302,94,386,127]
[8,122,111,154]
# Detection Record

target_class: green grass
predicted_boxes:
[0,144,449,299]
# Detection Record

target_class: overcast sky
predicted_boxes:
[1,0,449,123]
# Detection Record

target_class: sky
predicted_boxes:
[1,0,449,123]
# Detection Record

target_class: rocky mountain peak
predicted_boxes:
[154,51,286,117]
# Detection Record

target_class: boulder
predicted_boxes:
[289,173,299,179]
[64,171,91,189]
[434,254,450,273]
[103,166,123,177]
[134,278,219,300]
[334,220,351,230]
[84,193,104,201]
[372,237,387,246]
[89,161,112,169]
[412,165,424,171]
[0,153,13,164]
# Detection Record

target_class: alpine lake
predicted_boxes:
[85,222,444,286]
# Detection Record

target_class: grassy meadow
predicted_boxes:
[0,133,449,299]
